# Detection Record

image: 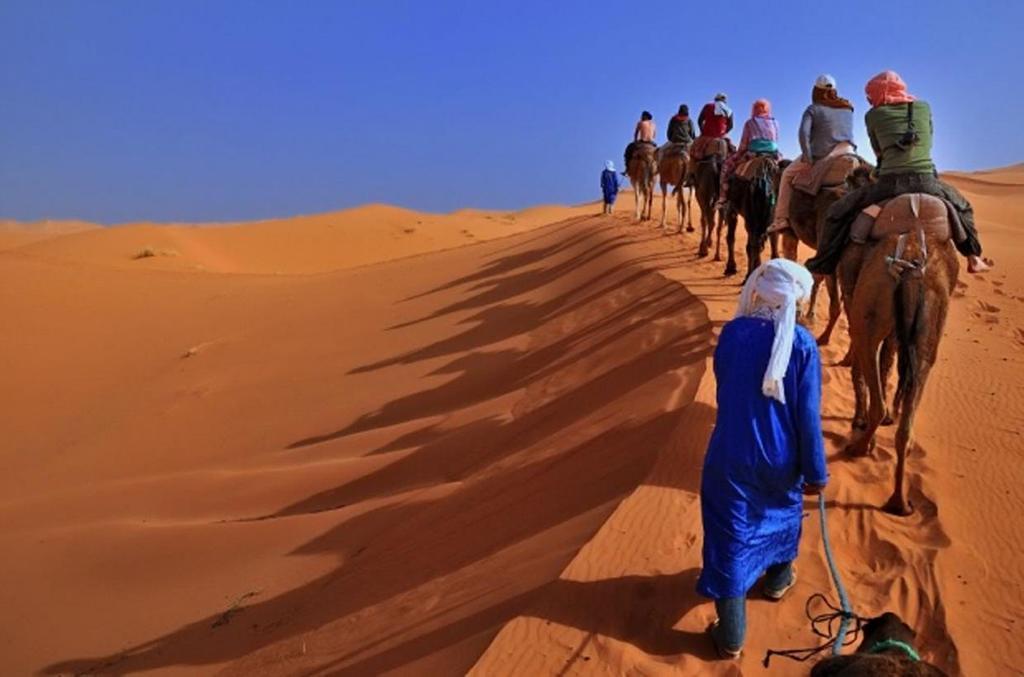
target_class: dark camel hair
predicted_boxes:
[841,192,959,516]
[657,146,692,233]
[781,158,873,346]
[692,155,723,262]
[627,144,657,222]
[811,612,948,676]
[723,156,787,280]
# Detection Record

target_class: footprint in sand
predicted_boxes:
[977,300,1001,313]
[972,299,1002,324]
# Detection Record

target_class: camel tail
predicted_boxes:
[894,272,926,413]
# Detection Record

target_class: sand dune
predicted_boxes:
[7,203,600,274]
[0,166,1021,675]
[0,218,99,251]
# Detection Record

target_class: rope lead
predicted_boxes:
[762,494,865,667]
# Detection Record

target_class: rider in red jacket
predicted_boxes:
[698,94,734,139]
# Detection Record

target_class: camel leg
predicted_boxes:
[712,210,720,261]
[697,203,710,258]
[808,275,823,322]
[885,353,933,516]
[724,210,738,276]
[686,187,695,232]
[769,232,780,260]
[835,246,865,368]
[780,231,798,261]
[846,271,894,455]
[846,333,885,457]
[885,388,919,516]
[744,227,763,281]
[660,183,668,229]
[850,349,868,432]
[880,334,897,425]
[815,274,842,346]
[677,187,685,234]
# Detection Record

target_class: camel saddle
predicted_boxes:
[851,193,968,245]
[659,142,689,159]
[736,154,777,181]
[691,136,731,162]
[794,153,866,195]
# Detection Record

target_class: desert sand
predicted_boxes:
[0,169,1021,676]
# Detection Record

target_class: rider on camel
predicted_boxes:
[684,94,734,185]
[806,71,989,275]
[717,99,780,208]
[667,104,697,148]
[769,74,856,235]
[624,110,658,175]
[697,93,734,145]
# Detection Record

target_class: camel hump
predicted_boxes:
[871,193,952,242]
[736,155,778,181]
[660,142,689,159]
[636,143,657,158]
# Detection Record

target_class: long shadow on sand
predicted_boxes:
[44,217,713,676]
[311,568,710,676]
[43,411,699,676]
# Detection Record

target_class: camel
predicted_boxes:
[780,157,872,345]
[691,139,728,261]
[627,143,657,222]
[657,145,692,233]
[842,192,959,516]
[722,155,786,280]
[811,612,948,676]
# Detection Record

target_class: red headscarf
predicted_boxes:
[865,71,916,107]
[751,98,772,117]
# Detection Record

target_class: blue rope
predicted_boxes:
[818,492,853,656]
[762,494,865,667]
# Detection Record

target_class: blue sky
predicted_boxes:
[1,0,1022,223]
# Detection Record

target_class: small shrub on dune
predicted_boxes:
[133,246,179,260]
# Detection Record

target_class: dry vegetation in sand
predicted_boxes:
[0,167,1021,675]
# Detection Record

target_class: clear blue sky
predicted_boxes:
[1,0,1022,224]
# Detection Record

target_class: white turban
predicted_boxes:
[815,73,837,89]
[606,160,615,171]
[735,259,815,404]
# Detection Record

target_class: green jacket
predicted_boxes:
[866,100,935,176]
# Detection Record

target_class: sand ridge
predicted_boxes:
[4,203,602,275]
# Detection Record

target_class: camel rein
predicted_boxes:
[762,494,866,667]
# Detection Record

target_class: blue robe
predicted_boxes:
[601,169,621,203]
[697,316,828,600]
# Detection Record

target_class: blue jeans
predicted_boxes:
[713,561,793,651]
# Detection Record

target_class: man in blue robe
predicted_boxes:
[699,259,829,659]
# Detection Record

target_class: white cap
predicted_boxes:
[815,74,836,89]
[606,160,615,171]
[714,92,727,101]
